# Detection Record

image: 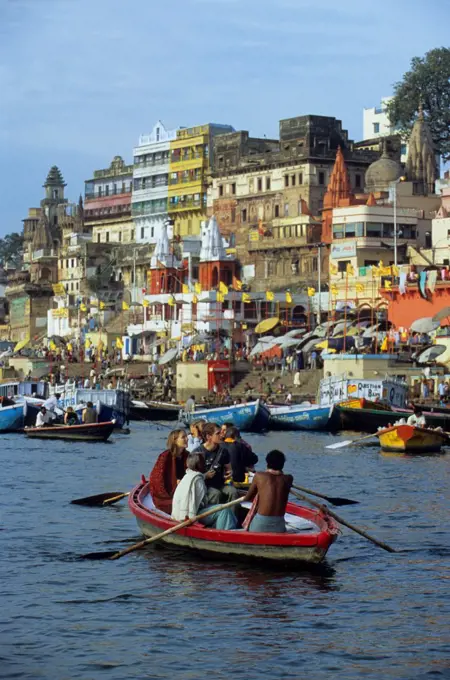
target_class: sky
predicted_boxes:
[0,0,448,236]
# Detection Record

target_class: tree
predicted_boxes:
[0,232,24,268]
[387,47,450,161]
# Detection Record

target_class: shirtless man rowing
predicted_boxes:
[241,449,293,533]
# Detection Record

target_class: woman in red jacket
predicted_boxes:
[149,429,189,513]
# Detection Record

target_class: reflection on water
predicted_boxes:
[1,424,449,680]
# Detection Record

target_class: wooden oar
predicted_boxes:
[292,483,358,506]
[71,491,126,506]
[102,492,130,506]
[326,432,379,450]
[109,497,243,560]
[289,488,396,553]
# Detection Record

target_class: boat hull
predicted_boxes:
[330,404,450,433]
[183,400,270,433]
[269,404,332,431]
[129,484,338,565]
[25,421,115,442]
[0,403,25,433]
[376,424,447,453]
[129,401,180,422]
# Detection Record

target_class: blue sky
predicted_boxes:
[0,0,448,236]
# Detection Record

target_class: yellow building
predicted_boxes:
[168,123,233,236]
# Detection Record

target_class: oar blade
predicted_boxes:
[71,491,125,506]
[79,551,118,560]
[327,497,359,506]
[326,440,352,450]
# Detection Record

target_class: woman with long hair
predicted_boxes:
[187,419,206,452]
[148,429,189,513]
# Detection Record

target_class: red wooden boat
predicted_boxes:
[128,483,339,564]
[24,420,115,442]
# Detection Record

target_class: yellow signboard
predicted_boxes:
[52,308,69,318]
[52,283,66,296]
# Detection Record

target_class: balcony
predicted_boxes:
[248,232,308,251]
[85,187,130,200]
[168,199,205,213]
[32,248,58,260]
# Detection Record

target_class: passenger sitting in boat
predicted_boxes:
[149,429,189,513]
[171,453,237,530]
[222,425,258,483]
[35,406,53,428]
[82,401,97,424]
[184,394,196,413]
[187,419,206,452]
[241,450,293,533]
[193,423,240,505]
[64,406,79,426]
[407,407,426,428]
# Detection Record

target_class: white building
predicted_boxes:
[132,121,178,245]
[363,97,408,164]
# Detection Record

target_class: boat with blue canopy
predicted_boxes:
[268,403,332,431]
[181,399,270,432]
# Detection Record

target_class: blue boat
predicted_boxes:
[268,403,332,431]
[0,403,25,432]
[182,399,270,433]
[58,388,131,429]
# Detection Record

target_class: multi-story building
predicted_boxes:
[209,115,376,291]
[432,173,450,265]
[132,121,177,245]
[84,156,134,244]
[363,97,407,163]
[168,123,234,237]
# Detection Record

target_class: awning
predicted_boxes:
[159,347,178,365]
[255,317,280,335]
[14,337,30,352]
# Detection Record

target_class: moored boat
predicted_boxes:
[0,403,25,433]
[182,399,270,432]
[129,400,180,421]
[268,403,332,431]
[24,420,115,442]
[128,483,339,564]
[376,424,447,453]
[329,402,450,433]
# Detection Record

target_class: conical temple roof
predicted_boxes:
[323,146,352,210]
[32,211,54,251]
[44,165,66,187]
[406,107,437,190]
[200,216,227,262]
[151,220,176,268]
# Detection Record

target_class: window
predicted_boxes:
[345,222,364,237]
[266,177,271,191]
[401,144,407,157]
[141,227,145,239]
[373,122,380,134]
[71,259,74,268]
[151,227,155,238]
[338,260,350,273]
[156,127,160,141]
[242,209,247,223]
[231,183,236,195]
[298,173,303,185]
[187,219,192,235]
[284,202,289,217]
[355,174,361,189]
[97,234,101,243]
[332,223,344,239]
[318,171,325,186]
[257,178,262,191]
[118,232,122,242]
[291,174,296,186]
[231,208,236,223]
[105,185,109,196]
[366,222,382,237]
[97,187,102,197]
[364,259,379,267]
[131,230,135,241]
[113,183,117,195]
[219,185,224,197]
[274,205,279,218]
[106,232,110,242]
[284,175,289,187]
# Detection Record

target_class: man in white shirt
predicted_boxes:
[407,408,426,428]
[184,395,196,413]
[35,407,53,428]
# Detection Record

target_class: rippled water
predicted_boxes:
[1,423,450,680]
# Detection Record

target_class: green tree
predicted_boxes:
[387,47,450,161]
[0,232,24,268]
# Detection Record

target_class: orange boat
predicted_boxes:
[376,424,448,453]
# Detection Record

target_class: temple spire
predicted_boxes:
[323,146,352,210]
[405,109,437,193]
[200,216,226,262]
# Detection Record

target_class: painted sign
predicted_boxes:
[319,376,407,408]
[331,242,357,259]
[52,308,69,318]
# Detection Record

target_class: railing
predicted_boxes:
[168,199,205,211]
[85,187,131,199]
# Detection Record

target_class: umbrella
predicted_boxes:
[159,347,178,365]
[410,317,440,334]
[255,317,280,334]
[285,328,307,338]
[415,345,446,364]
[432,307,450,323]
[278,337,303,349]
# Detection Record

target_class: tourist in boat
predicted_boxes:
[171,453,237,530]
[222,425,258,483]
[149,429,189,513]
[241,450,293,533]
[35,406,53,428]
[187,419,205,452]
[81,401,97,424]
[64,406,79,426]
[184,394,196,413]
[193,422,239,505]
[407,407,426,428]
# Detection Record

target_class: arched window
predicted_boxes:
[211,266,219,288]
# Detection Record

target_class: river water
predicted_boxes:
[1,423,450,680]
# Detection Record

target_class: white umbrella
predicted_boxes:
[159,348,178,365]
[415,345,446,364]
[410,317,440,334]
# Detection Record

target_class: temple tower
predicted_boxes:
[405,107,437,195]
[198,216,236,289]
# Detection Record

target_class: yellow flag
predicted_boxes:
[85,339,91,349]
[66,343,73,352]
[355,283,364,294]
[285,292,292,304]
[380,336,388,352]
[142,300,149,307]
[217,292,225,303]
[194,282,202,294]
[167,296,176,307]
[49,340,57,351]
[80,303,87,312]
[346,263,354,276]
[192,295,198,304]
[99,301,105,310]
[307,287,315,297]
[242,323,248,330]
[331,284,339,295]
[242,293,251,304]
[392,265,400,277]
[182,284,189,294]
[233,277,243,290]
[384,280,392,290]
[116,337,124,350]
[266,291,274,302]
[122,301,130,311]
[219,281,229,295]
[329,263,338,275]
[371,266,380,276]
